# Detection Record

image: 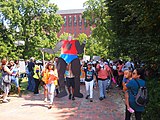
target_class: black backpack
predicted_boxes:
[131,80,148,106]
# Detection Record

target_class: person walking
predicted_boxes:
[27,57,35,92]
[84,62,96,102]
[1,59,12,103]
[9,60,21,97]
[96,59,112,101]
[47,62,58,109]
[65,64,75,100]
[33,60,41,95]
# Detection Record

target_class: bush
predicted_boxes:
[142,78,160,120]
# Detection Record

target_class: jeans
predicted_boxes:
[85,80,94,98]
[47,83,56,104]
[11,77,19,87]
[98,79,110,98]
[27,72,35,92]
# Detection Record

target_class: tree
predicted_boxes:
[107,0,160,63]
[106,0,160,119]
[0,0,63,60]
[77,33,108,59]
[83,0,113,54]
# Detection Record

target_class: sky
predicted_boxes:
[49,0,87,10]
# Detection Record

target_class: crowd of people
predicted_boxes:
[0,56,148,120]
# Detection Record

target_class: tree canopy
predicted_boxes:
[0,0,63,60]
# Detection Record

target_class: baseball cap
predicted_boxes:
[87,62,92,65]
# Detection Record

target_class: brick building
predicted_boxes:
[56,9,92,38]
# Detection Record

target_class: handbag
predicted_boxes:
[2,74,11,84]
[2,67,11,84]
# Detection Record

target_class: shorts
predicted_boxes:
[80,78,85,83]
[60,54,78,64]
[11,77,19,87]
[66,77,75,88]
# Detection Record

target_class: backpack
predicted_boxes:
[131,80,148,106]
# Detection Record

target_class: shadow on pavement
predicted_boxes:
[21,103,48,108]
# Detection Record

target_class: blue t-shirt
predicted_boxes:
[126,79,145,112]
[84,69,95,82]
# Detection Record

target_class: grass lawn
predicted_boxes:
[19,77,29,94]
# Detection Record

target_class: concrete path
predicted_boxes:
[0,85,125,120]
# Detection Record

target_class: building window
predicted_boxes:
[64,16,67,26]
[74,15,77,26]
[74,32,76,37]
[79,26,82,30]
[78,15,82,26]
[84,18,87,27]
[68,15,72,26]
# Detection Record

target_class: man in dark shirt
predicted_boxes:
[27,57,35,92]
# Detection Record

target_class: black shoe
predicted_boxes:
[57,89,68,98]
[103,96,106,99]
[99,97,103,101]
[19,93,22,97]
[48,105,52,109]
[85,95,90,99]
[72,96,75,100]
[74,93,83,98]
[90,99,93,102]
[69,94,72,100]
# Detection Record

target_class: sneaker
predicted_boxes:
[2,100,9,103]
[34,93,39,96]
[44,98,47,102]
[69,94,72,100]
[72,96,75,101]
[85,95,90,99]
[99,97,103,101]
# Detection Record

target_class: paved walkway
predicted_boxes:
[0,85,125,120]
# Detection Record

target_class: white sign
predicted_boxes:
[83,55,90,62]
[19,60,26,73]
[92,56,101,61]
